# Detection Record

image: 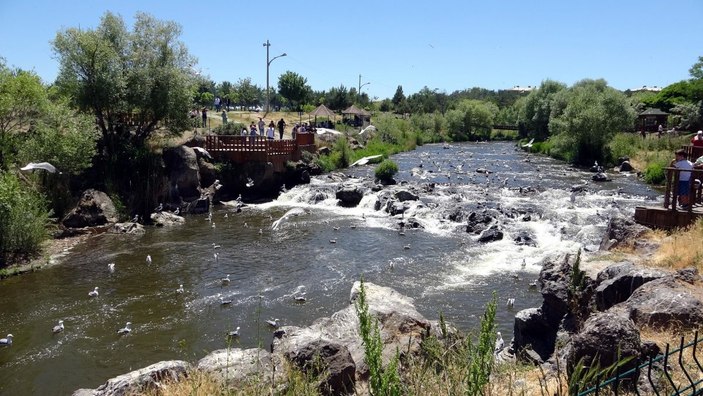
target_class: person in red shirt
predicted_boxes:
[691,131,703,147]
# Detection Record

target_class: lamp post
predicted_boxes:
[358,74,371,98]
[263,40,287,115]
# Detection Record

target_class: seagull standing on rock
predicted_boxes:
[88,287,99,298]
[494,332,504,354]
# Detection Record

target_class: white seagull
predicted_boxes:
[221,274,231,285]
[146,255,152,265]
[108,263,115,272]
[227,326,240,338]
[117,322,132,335]
[176,284,184,294]
[294,293,307,303]
[271,207,305,230]
[88,287,99,297]
[521,138,535,148]
[0,334,13,346]
[52,320,64,334]
[507,298,515,308]
[266,318,279,328]
[494,331,504,354]
[20,161,59,173]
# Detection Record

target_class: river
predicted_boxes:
[0,141,660,395]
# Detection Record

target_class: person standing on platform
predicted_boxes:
[258,117,266,136]
[277,118,286,139]
[671,149,693,208]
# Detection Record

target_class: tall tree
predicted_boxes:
[522,79,566,139]
[391,85,405,108]
[549,79,635,165]
[52,11,197,155]
[233,78,262,108]
[0,62,48,170]
[689,55,703,80]
[278,71,310,110]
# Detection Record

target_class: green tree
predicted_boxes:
[445,99,496,141]
[326,85,352,111]
[0,62,48,170]
[232,77,261,109]
[278,71,310,111]
[689,55,703,80]
[52,11,197,154]
[391,85,405,108]
[549,79,635,165]
[522,79,567,140]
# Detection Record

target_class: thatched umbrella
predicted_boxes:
[309,104,336,126]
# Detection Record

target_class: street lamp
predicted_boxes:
[263,40,286,115]
[358,74,371,97]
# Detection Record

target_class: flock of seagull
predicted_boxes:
[3,146,550,352]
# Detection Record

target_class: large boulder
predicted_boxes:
[538,255,573,325]
[150,211,185,227]
[336,186,364,207]
[465,211,495,234]
[394,189,419,202]
[197,348,284,385]
[108,222,145,235]
[595,266,667,311]
[73,360,190,396]
[566,310,641,377]
[163,145,201,202]
[599,215,650,250]
[283,339,356,395]
[512,308,556,362]
[619,161,634,172]
[273,282,430,380]
[477,225,504,243]
[626,277,703,329]
[62,189,118,228]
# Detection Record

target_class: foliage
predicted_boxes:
[445,99,496,141]
[521,79,567,140]
[17,99,98,175]
[325,85,352,111]
[213,121,246,135]
[53,11,197,152]
[232,77,262,108]
[606,133,639,162]
[0,63,48,170]
[643,161,667,185]
[465,292,498,395]
[375,159,398,182]
[278,71,311,111]
[0,172,50,267]
[355,278,403,396]
[548,79,635,165]
[690,55,703,80]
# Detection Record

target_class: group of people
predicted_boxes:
[240,118,288,141]
[670,131,703,208]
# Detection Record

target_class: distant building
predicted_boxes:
[630,85,662,93]
[638,108,668,132]
[508,85,535,93]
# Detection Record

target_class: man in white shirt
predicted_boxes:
[672,149,693,207]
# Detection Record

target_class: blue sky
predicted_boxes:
[1,0,701,100]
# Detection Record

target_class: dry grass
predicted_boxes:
[649,218,703,271]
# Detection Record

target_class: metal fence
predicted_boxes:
[577,331,702,396]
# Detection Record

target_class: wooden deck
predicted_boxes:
[204,133,316,172]
[634,146,703,229]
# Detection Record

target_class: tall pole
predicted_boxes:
[264,40,270,114]
[263,40,286,115]
[358,74,361,95]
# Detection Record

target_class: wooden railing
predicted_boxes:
[203,133,316,169]
[664,167,703,212]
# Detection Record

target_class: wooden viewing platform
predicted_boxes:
[634,145,703,229]
[203,133,316,172]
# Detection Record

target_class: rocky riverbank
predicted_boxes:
[71,219,703,395]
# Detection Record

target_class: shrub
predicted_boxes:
[213,122,246,135]
[0,172,50,266]
[375,159,398,182]
[643,161,667,185]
